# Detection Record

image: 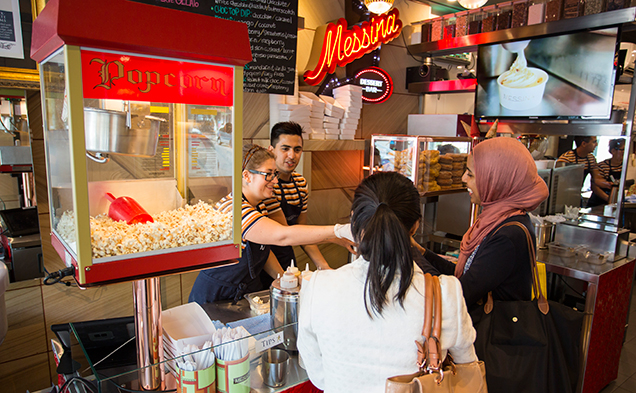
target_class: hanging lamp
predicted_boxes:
[458,0,488,9]
[364,0,394,14]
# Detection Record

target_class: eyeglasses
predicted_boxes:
[248,169,279,181]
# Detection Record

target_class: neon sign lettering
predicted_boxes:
[303,9,402,86]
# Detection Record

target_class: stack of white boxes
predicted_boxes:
[319,95,345,140]
[333,85,362,140]
[299,91,326,139]
[277,90,312,139]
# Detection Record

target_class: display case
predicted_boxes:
[30,0,252,286]
[369,135,473,194]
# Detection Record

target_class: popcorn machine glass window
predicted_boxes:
[38,47,242,285]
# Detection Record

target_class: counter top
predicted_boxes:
[537,249,634,284]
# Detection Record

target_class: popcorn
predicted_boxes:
[56,201,233,258]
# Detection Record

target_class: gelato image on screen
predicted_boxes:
[497,40,548,110]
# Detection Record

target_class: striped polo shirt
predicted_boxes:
[215,193,271,245]
[263,172,309,215]
[598,159,622,182]
[557,150,598,173]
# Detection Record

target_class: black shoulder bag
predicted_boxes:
[469,222,584,393]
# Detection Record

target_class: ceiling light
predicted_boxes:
[458,0,487,9]
[364,0,394,14]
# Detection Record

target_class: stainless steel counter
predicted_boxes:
[536,250,633,284]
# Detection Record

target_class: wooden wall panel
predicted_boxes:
[307,188,354,225]
[0,286,47,363]
[180,271,199,305]
[161,275,183,310]
[0,353,51,393]
[42,282,134,345]
[311,150,363,190]
[243,92,270,139]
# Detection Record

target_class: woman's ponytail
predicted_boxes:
[351,172,421,317]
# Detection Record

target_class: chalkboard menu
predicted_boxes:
[129,0,298,95]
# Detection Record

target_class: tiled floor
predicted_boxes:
[600,286,636,392]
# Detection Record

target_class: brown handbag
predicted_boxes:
[385,274,488,393]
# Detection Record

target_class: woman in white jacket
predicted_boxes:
[297,172,477,393]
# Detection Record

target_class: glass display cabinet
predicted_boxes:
[370,135,473,194]
[30,0,252,286]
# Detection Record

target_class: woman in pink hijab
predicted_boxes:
[413,137,549,308]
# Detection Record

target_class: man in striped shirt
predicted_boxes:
[264,122,331,277]
[591,139,625,205]
[557,136,612,207]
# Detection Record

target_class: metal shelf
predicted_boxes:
[478,121,625,136]
[408,7,636,57]
[408,79,476,94]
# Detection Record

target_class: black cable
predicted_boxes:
[59,376,97,393]
[557,274,585,298]
[401,28,425,64]
[44,266,75,286]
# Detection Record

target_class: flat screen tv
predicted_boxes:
[475,27,619,121]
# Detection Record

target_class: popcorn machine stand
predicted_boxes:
[31,0,252,389]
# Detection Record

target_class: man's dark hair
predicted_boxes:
[270,121,303,147]
[574,136,594,148]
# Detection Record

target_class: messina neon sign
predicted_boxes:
[303,9,402,86]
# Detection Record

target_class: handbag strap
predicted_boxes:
[485,221,549,315]
[416,274,443,372]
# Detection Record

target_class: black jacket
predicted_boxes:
[422,214,535,308]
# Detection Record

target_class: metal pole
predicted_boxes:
[133,277,164,390]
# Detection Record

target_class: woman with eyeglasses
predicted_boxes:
[587,138,626,207]
[189,144,355,305]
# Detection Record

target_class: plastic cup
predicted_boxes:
[105,192,154,224]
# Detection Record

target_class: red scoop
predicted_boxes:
[105,193,154,225]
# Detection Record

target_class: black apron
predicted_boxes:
[189,197,271,305]
[588,161,622,207]
[261,178,304,287]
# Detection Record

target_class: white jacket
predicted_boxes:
[297,256,477,393]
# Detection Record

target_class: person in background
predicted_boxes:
[259,122,331,291]
[412,137,549,308]
[297,172,477,393]
[188,144,354,305]
[556,136,612,207]
[587,138,625,206]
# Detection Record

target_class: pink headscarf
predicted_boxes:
[455,137,549,277]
